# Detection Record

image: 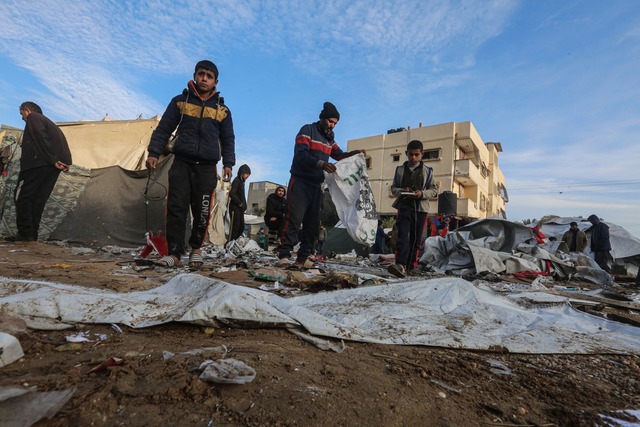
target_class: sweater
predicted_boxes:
[20,112,72,171]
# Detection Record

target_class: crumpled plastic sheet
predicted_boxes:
[420,218,616,285]
[0,386,76,427]
[1,275,639,354]
[198,358,256,384]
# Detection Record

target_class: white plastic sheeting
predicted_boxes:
[419,218,631,285]
[0,332,23,367]
[1,274,638,354]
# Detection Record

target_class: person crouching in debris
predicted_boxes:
[387,139,438,278]
[5,102,72,242]
[588,214,613,273]
[561,221,587,253]
[229,164,251,241]
[146,60,235,269]
[265,185,287,246]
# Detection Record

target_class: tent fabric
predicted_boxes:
[50,158,172,246]
[323,226,369,257]
[0,118,176,247]
[0,139,91,241]
[58,118,160,170]
[540,217,640,260]
[419,217,640,285]
[1,274,638,354]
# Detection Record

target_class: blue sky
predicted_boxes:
[1,0,639,236]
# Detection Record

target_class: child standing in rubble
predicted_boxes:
[388,140,438,278]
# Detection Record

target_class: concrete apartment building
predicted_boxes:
[347,121,508,219]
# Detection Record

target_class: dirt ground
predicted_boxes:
[1,240,639,427]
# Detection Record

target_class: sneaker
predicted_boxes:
[275,257,291,267]
[387,264,406,278]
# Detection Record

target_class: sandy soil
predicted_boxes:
[1,240,639,427]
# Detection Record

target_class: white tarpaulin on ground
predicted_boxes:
[0,274,638,354]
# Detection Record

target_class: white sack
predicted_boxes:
[324,154,377,246]
[208,180,230,246]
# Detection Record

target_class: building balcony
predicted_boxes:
[456,197,482,219]
[454,159,483,187]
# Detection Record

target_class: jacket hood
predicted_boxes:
[238,164,251,176]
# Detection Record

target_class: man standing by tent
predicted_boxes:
[5,102,72,242]
[276,101,364,268]
[588,214,612,273]
[146,60,235,269]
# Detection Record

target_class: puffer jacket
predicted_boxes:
[148,81,235,167]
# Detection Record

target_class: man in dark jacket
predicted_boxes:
[229,164,250,241]
[6,102,72,242]
[588,214,612,273]
[277,102,364,268]
[146,60,235,268]
[265,185,286,238]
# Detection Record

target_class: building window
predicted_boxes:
[392,154,400,162]
[480,163,489,178]
[423,149,440,161]
[365,156,372,169]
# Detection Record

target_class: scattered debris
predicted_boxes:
[198,358,256,384]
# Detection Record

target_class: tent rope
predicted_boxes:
[143,168,167,232]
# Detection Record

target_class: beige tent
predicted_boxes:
[58,116,160,170]
[0,117,227,247]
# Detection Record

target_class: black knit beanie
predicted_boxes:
[319,102,340,121]
[238,164,251,176]
[195,60,219,79]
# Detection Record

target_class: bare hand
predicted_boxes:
[223,166,233,182]
[322,161,337,173]
[55,161,69,172]
[146,157,158,170]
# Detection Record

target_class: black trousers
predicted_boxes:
[279,177,322,262]
[166,158,217,257]
[594,251,612,273]
[228,204,245,241]
[14,165,61,240]
[395,208,427,270]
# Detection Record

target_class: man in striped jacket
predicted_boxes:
[277,102,364,268]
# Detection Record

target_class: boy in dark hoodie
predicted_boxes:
[229,164,251,241]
